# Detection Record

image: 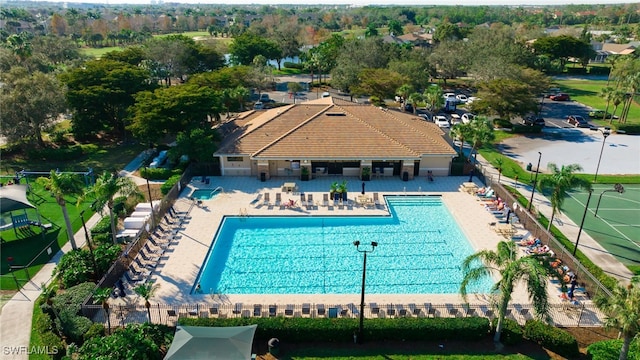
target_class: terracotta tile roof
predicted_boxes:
[215,98,456,160]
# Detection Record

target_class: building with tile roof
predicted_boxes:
[215,97,457,181]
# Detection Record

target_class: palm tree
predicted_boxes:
[232,85,250,111]
[495,157,504,183]
[449,123,473,158]
[594,276,640,360]
[423,85,444,115]
[83,172,143,244]
[406,92,423,114]
[134,283,159,323]
[460,241,555,343]
[396,84,414,111]
[599,87,615,122]
[37,170,85,250]
[93,287,112,334]
[467,117,495,162]
[538,163,592,231]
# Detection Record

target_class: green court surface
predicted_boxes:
[562,185,640,268]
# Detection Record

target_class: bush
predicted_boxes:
[26,144,99,161]
[180,316,490,343]
[112,196,127,217]
[588,66,611,75]
[493,119,513,128]
[55,250,94,288]
[91,217,112,235]
[587,339,640,360]
[140,167,181,180]
[38,331,65,359]
[492,318,523,346]
[524,320,579,358]
[284,62,304,69]
[74,323,173,359]
[161,174,182,195]
[84,323,105,341]
[617,124,640,135]
[369,96,384,107]
[51,282,95,345]
[92,244,121,274]
[92,233,112,246]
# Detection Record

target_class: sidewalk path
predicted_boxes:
[0,152,149,360]
[474,153,634,283]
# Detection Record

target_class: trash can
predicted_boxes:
[402,171,409,182]
[260,172,266,182]
[268,338,280,355]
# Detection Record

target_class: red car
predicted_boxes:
[550,93,570,101]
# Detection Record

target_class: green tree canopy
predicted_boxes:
[532,35,594,69]
[474,77,540,120]
[353,68,408,100]
[228,32,281,66]
[60,59,155,140]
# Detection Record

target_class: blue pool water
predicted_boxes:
[190,188,221,200]
[196,196,492,295]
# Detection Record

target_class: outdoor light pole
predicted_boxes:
[354,240,377,344]
[595,183,625,218]
[573,189,593,257]
[80,210,99,275]
[528,152,542,211]
[592,127,611,183]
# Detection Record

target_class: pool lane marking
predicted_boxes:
[569,192,640,251]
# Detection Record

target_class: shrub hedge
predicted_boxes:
[140,167,182,180]
[524,320,579,359]
[179,316,490,343]
[284,61,304,69]
[33,298,65,360]
[492,318,523,346]
[493,119,513,128]
[588,67,611,75]
[617,124,640,135]
[91,217,112,235]
[587,339,639,360]
[512,124,543,134]
[27,144,99,161]
[161,175,182,195]
[73,323,173,360]
[51,282,95,345]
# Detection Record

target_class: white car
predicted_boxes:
[461,113,476,124]
[443,93,456,100]
[456,94,468,103]
[450,113,462,125]
[434,115,450,128]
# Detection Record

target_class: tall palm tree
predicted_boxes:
[495,157,504,183]
[449,123,473,158]
[82,172,143,244]
[594,276,640,360]
[599,87,615,122]
[37,170,85,250]
[538,163,592,231]
[460,241,555,343]
[232,85,250,111]
[134,283,159,323]
[93,287,112,334]
[423,85,444,115]
[467,117,495,162]
[406,92,423,114]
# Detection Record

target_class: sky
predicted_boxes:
[24,0,638,6]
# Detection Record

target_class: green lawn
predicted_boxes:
[553,78,640,127]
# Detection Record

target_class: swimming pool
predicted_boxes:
[196,196,492,295]
[190,188,222,200]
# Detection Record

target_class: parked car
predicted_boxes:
[419,113,431,121]
[547,87,561,98]
[588,110,616,119]
[443,93,457,102]
[567,115,589,128]
[260,94,275,103]
[461,113,476,124]
[456,94,468,103]
[450,113,462,125]
[434,115,450,128]
[467,96,480,104]
[404,103,414,112]
[550,93,570,101]
[522,115,545,127]
[253,101,265,110]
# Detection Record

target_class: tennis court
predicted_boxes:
[563,184,640,268]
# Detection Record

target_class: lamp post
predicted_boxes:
[592,127,611,183]
[595,183,625,218]
[528,152,542,211]
[353,240,377,344]
[573,189,593,256]
[80,210,99,276]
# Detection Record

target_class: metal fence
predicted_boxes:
[84,301,605,330]
[474,162,613,301]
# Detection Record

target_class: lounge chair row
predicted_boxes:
[259,192,382,209]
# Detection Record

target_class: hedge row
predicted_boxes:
[512,124,543,134]
[524,320,579,358]
[284,61,304,69]
[180,316,491,343]
[140,167,182,181]
[161,175,182,195]
[492,318,523,346]
[27,144,99,161]
[587,339,639,360]
[617,124,640,135]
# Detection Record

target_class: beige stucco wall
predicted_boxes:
[220,156,252,176]
[419,156,452,177]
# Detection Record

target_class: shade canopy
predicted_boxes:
[0,185,35,213]
[164,325,257,360]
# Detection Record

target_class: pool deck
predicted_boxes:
[123,175,594,317]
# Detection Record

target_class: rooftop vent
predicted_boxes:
[326,112,346,116]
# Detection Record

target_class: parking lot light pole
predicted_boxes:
[573,189,593,257]
[354,240,377,344]
[528,152,542,211]
[592,127,611,183]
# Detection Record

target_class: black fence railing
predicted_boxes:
[83,301,604,329]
